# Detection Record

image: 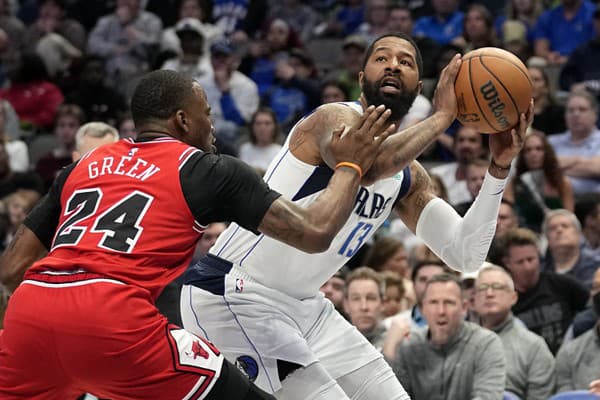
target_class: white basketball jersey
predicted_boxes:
[210,102,411,299]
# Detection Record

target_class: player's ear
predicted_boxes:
[175,110,189,132]
[358,71,364,89]
[417,80,423,95]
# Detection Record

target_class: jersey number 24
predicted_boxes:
[53,188,153,253]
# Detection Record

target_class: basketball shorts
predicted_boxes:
[181,256,382,393]
[0,272,223,399]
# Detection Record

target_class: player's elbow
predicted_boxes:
[302,229,335,253]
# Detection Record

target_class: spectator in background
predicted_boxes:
[501,20,532,63]
[65,55,128,128]
[0,0,26,82]
[529,65,567,135]
[198,39,259,143]
[239,108,282,171]
[505,130,574,232]
[430,125,487,206]
[559,6,600,98]
[387,3,439,79]
[161,18,211,80]
[316,0,365,37]
[0,100,28,173]
[320,79,350,104]
[265,47,321,133]
[533,0,595,65]
[381,270,406,319]
[575,193,600,252]
[454,157,489,217]
[541,209,600,289]
[160,0,222,63]
[71,121,119,161]
[268,0,319,44]
[364,237,416,311]
[412,0,464,46]
[0,52,64,132]
[501,227,589,353]
[549,91,600,196]
[494,0,543,44]
[392,274,506,400]
[239,19,301,99]
[117,112,136,139]
[488,199,520,265]
[393,260,447,331]
[211,0,268,43]
[320,266,349,319]
[460,4,499,52]
[325,34,367,101]
[34,104,84,191]
[555,267,600,394]
[343,267,387,352]
[0,142,43,199]
[356,0,391,44]
[87,0,163,96]
[2,189,41,247]
[474,264,556,400]
[23,0,86,52]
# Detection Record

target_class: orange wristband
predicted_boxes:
[335,162,363,178]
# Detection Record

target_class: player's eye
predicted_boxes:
[376,56,387,62]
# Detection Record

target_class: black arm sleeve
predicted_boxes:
[180,152,281,234]
[23,162,77,249]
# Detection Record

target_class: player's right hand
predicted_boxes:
[328,105,396,177]
[432,53,462,126]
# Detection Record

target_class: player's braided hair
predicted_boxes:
[130,70,196,126]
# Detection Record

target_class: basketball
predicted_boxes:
[454,47,532,134]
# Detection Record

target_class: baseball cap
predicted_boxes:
[175,18,204,37]
[342,35,368,52]
[502,20,527,45]
[210,38,233,56]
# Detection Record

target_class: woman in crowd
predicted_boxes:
[238,107,282,172]
[504,130,574,232]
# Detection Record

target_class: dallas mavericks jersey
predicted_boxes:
[210,102,411,299]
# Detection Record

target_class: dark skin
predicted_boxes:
[0,81,396,292]
[290,36,533,235]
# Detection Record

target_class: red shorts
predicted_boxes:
[0,273,224,399]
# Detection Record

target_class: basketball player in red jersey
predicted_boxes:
[0,70,396,399]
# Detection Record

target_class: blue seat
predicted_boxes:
[549,391,600,400]
[503,391,521,400]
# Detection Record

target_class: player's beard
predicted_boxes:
[362,76,418,123]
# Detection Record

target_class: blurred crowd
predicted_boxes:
[0,0,599,399]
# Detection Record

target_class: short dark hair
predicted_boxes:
[362,32,423,78]
[574,193,600,229]
[130,70,197,127]
[410,260,447,282]
[423,273,463,298]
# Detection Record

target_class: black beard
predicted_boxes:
[362,77,418,123]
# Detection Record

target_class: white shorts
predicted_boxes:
[181,260,382,393]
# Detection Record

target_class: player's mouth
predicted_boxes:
[380,77,402,94]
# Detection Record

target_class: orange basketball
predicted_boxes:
[454,47,532,134]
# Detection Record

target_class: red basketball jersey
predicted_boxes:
[26,138,203,299]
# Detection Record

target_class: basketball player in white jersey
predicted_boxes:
[181,33,533,399]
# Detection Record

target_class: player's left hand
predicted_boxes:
[488,99,534,168]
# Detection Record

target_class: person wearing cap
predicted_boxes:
[161,18,212,79]
[197,39,259,143]
[474,264,555,400]
[160,0,223,59]
[325,34,367,101]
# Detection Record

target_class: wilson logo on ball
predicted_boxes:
[480,81,509,129]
